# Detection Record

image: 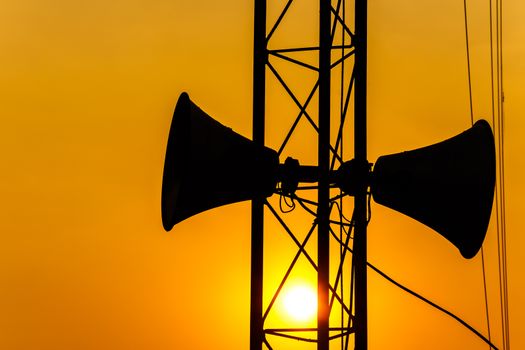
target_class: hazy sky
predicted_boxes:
[0,1,523,349]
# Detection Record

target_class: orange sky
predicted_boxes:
[0,1,524,349]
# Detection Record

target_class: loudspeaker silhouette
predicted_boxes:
[371,120,496,258]
[161,92,279,231]
[161,93,496,258]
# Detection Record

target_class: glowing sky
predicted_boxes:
[0,1,524,349]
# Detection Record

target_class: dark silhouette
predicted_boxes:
[162,93,495,260]
[371,120,495,259]
[161,92,278,230]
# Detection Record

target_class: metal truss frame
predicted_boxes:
[251,1,368,350]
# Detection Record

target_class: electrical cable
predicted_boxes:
[491,0,510,348]
[359,173,497,348]
[463,0,475,124]
[367,261,499,350]
[498,2,511,347]
[488,1,506,349]
[481,247,493,348]
[279,189,296,213]
[331,208,499,349]
[329,199,497,348]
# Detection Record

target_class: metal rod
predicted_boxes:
[354,0,368,349]
[318,0,331,349]
[251,0,266,349]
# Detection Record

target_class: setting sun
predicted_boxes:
[282,284,318,322]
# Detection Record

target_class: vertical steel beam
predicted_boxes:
[354,0,368,350]
[318,1,331,350]
[251,1,266,350]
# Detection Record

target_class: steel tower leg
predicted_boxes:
[354,0,368,349]
[251,1,266,350]
[318,0,331,350]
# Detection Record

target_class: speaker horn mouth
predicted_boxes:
[161,92,280,229]
[161,92,192,231]
[370,119,496,259]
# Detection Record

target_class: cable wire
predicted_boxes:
[463,0,474,124]
[368,262,499,349]
[491,0,510,348]
[481,247,492,347]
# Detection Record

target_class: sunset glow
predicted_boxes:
[282,284,317,322]
[0,0,523,349]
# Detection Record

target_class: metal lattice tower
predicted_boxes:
[251,1,368,349]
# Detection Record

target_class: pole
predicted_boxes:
[318,0,331,349]
[354,0,368,349]
[251,1,266,349]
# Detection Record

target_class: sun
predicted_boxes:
[282,284,317,322]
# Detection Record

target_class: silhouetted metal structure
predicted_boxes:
[161,1,496,350]
[250,1,368,349]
